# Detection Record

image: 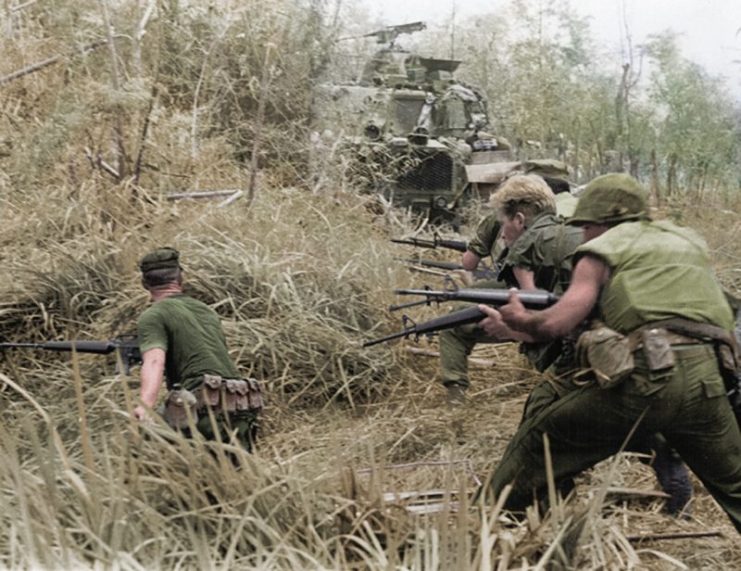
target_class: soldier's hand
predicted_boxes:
[478,305,508,338]
[498,288,528,330]
[133,404,153,424]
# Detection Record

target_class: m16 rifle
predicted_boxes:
[364,289,559,347]
[0,334,141,374]
[391,233,468,252]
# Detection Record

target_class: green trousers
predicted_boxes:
[439,279,503,388]
[179,409,258,457]
[486,344,741,533]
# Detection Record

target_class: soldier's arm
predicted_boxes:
[513,267,536,290]
[134,348,166,421]
[462,250,481,270]
[497,254,609,340]
[465,214,500,269]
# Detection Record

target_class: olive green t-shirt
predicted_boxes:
[137,295,240,390]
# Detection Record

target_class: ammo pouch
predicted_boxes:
[163,388,199,430]
[197,374,264,413]
[576,326,635,389]
[642,317,740,391]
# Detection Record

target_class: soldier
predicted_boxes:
[481,174,741,531]
[134,247,261,457]
[440,174,581,404]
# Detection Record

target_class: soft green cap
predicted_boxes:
[139,247,181,272]
[568,173,648,225]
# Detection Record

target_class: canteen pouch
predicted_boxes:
[163,389,198,429]
[576,326,635,389]
[641,328,676,372]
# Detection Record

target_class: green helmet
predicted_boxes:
[568,173,648,225]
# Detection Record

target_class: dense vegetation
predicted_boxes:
[0,0,739,568]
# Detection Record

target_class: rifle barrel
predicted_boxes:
[0,340,117,354]
[389,298,434,312]
[393,288,559,309]
[362,329,411,348]
[363,306,488,348]
[391,238,435,249]
[401,259,464,271]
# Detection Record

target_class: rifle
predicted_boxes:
[394,288,559,307]
[364,289,559,347]
[0,334,141,374]
[391,232,467,253]
[398,258,498,280]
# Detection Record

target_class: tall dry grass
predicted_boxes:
[0,0,739,568]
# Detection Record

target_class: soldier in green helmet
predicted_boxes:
[479,173,741,532]
[135,248,262,458]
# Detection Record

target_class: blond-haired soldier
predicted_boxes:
[440,175,582,403]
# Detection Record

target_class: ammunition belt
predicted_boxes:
[197,374,264,413]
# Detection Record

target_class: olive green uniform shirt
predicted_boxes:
[467,214,503,262]
[138,295,240,390]
[499,213,584,294]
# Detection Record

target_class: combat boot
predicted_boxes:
[653,445,692,516]
[445,383,468,407]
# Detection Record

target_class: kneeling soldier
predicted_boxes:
[133,247,262,455]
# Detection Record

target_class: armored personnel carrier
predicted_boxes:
[312,22,522,224]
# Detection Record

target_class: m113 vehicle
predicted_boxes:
[312,22,521,224]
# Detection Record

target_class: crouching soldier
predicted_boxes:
[133,247,262,456]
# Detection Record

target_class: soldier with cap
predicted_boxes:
[135,247,261,456]
[479,173,741,531]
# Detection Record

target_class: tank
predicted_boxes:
[312,22,519,225]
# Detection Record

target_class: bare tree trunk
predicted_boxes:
[246,45,275,208]
[134,0,156,77]
[133,83,158,187]
[615,63,630,172]
[650,148,661,205]
[99,0,127,181]
[666,153,678,197]
[629,154,640,178]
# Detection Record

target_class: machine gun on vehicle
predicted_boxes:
[0,335,141,374]
[356,21,427,46]
[364,289,559,347]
